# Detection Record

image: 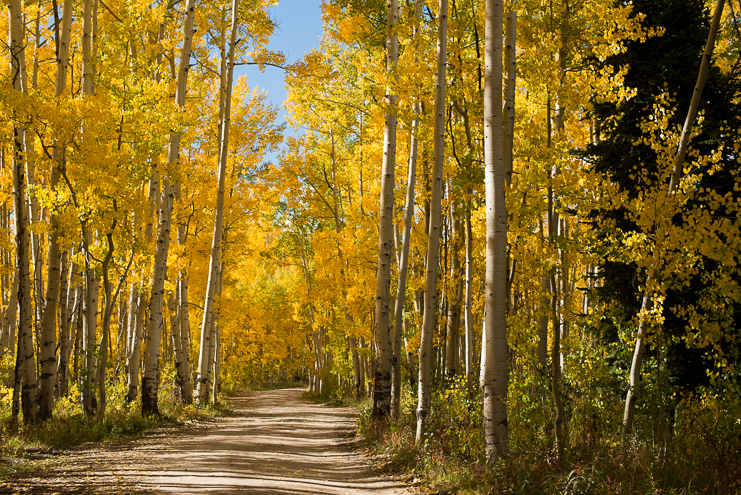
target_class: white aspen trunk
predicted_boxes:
[116,288,127,371]
[211,324,220,402]
[503,8,516,186]
[8,0,37,424]
[358,338,367,396]
[372,0,398,420]
[177,273,192,402]
[96,242,131,419]
[142,0,196,415]
[416,0,448,443]
[623,0,725,435]
[57,262,79,398]
[550,273,563,458]
[391,0,421,410]
[38,0,73,421]
[464,197,474,386]
[54,253,68,394]
[82,263,99,416]
[79,0,99,418]
[328,131,358,400]
[170,0,195,405]
[169,291,186,402]
[445,207,462,381]
[126,289,145,403]
[1,273,18,360]
[391,100,419,416]
[483,0,508,459]
[349,336,361,399]
[210,265,223,404]
[174,182,192,404]
[537,272,549,370]
[22,19,43,332]
[125,282,137,370]
[197,0,236,404]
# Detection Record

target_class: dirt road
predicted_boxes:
[4,388,414,495]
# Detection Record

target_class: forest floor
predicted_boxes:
[0,388,417,494]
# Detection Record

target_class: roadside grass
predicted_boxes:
[0,366,232,481]
[353,377,741,495]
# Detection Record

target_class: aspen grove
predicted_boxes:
[1,0,741,492]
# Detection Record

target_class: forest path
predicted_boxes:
[5,388,415,495]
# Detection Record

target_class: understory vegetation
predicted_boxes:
[355,375,741,494]
[0,362,230,479]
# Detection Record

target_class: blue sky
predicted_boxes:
[235,0,325,161]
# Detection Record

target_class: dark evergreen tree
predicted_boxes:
[582,0,741,393]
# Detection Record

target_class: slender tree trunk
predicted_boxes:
[623,0,725,435]
[391,101,419,416]
[550,274,563,458]
[9,0,38,424]
[38,0,73,421]
[464,196,474,387]
[372,0,399,420]
[57,262,79,398]
[416,0,448,443]
[483,0,508,460]
[143,0,196,415]
[503,8,516,186]
[126,289,145,403]
[82,254,99,416]
[197,1,236,404]
[1,273,18,364]
[445,206,462,381]
[174,183,192,404]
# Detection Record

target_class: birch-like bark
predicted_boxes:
[623,0,725,435]
[174,183,192,403]
[79,0,99,418]
[142,0,196,415]
[8,0,38,424]
[82,257,99,416]
[96,240,132,418]
[197,0,237,404]
[126,289,145,403]
[1,273,18,362]
[391,104,419,415]
[38,0,73,421]
[464,196,474,386]
[210,264,223,403]
[372,0,398,420]
[391,0,422,416]
[445,207,462,381]
[503,9,516,187]
[169,0,195,406]
[416,0,448,443]
[483,0,508,459]
[57,261,79,398]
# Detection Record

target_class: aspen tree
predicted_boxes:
[622,0,726,436]
[38,0,74,420]
[445,205,463,381]
[197,0,238,404]
[391,24,421,413]
[79,0,99,418]
[57,262,80,398]
[169,0,197,405]
[483,0,507,459]
[416,0,448,443]
[173,183,192,403]
[8,0,37,425]
[142,0,197,414]
[372,0,399,419]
